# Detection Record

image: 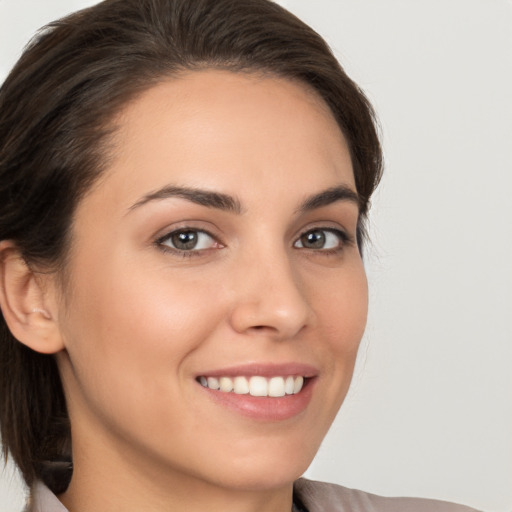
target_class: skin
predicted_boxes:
[43,70,368,512]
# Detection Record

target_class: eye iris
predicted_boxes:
[172,230,198,250]
[302,230,326,249]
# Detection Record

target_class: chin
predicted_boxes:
[198,442,318,492]
[211,466,306,493]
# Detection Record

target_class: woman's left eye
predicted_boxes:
[157,229,218,252]
[294,228,348,251]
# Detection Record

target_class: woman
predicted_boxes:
[0,1,482,511]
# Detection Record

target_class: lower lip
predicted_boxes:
[198,378,315,422]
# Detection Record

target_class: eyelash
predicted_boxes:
[294,228,353,254]
[155,226,354,258]
[155,228,220,258]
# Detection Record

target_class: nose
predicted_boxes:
[228,249,313,340]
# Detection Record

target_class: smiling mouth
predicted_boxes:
[197,375,305,397]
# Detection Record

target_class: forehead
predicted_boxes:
[83,70,354,216]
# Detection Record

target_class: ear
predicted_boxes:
[0,241,64,354]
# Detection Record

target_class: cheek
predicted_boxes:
[59,258,224,410]
[310,259,368,355]
[305,258,368,417]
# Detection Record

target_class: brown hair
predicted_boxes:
[0,0,382,493]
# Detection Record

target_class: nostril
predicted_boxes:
[250,325,279,333]
[229,295,311,338]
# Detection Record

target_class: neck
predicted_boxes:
[59,434,295,512]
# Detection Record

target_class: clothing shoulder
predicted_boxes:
[294,478,481,512]
[25,481,68,512]
[26,477,482,512]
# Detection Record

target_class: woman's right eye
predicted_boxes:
[157,229,218,254]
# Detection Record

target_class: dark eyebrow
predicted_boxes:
[128,185,243,214]
[128,184,358,216]
[297,185,360,213]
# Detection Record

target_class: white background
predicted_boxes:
[1,1,511,511]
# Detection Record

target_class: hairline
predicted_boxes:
[53,65,361,292]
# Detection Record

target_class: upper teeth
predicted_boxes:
[199,375,304,397]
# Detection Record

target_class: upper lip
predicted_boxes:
[196,363,318,378]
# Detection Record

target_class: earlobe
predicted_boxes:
[0,241,65,354]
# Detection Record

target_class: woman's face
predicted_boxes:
[54,70,368,493]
